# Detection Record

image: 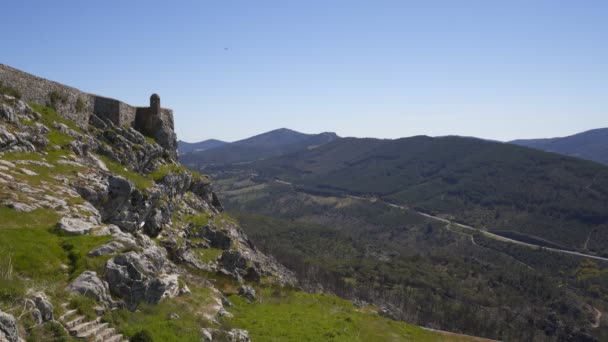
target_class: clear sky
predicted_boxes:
[2,1,607,142]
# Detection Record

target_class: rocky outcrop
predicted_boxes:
[33,293,54,323]
[201,328,250,342]
[0,310,19,342]
[67,271,118,308]
[104,240,180,309]
[56,216,100,235]
[238,285,256,303]
[0,84,298,341]
[87,241,125,257]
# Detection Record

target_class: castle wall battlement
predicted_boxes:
[0,64,177,158]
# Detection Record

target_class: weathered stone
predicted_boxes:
[56,216,97,235]
[87,241,125,257]
[201,328,213,342]
[238,285,256,302]
[0,104,17,123]
[67,271,117,308]
[104,250,178,308]
[200,328,250,342]
[33,292,54,322]
[0,310,20,342]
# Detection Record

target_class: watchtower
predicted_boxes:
[150,93,160,116]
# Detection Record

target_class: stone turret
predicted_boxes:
[134,93,178,160]
[150,93,160,116]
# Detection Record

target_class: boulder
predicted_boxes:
[0,104,17,123]
[0,310,19,342]
[194,226,232,250]
[87,241,125,257]
[67,271,117,308]
[33,292,54,322]
[104,250,178,308]
[238,285,256,303]
[56,216,98,235]
[218,250,248,274]
[200,328,250,342]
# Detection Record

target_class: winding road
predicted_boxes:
[278,180,608,263]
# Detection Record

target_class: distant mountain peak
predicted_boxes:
[510,127,608,164]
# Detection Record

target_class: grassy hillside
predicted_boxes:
[0,98,476,341]
[215,135,608,256]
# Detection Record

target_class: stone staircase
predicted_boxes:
[58,304,127,342]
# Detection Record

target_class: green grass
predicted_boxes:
[224,288,467,342]
[194,248,223,263]
[149,163,187,182]
[99,155,154,191]
[69,295,99,321]
[30,103,83,134]
[1,150,85,186]
[61,234,113,279]
[0,207,112,304]
[46,130,75,147]
[0,207,60,229]
[105,283,216,342]
[183,212,211,227]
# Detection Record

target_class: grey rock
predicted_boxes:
[67,271,117,308]
[228,329,250,342]
[56,216,97,235]
[104,250,178,308]
[201,328,250,342]
[238,285,256,303]
[201,328,213,341]
[33,292,54,322]
[221,296,233,307]
[6,202,35,212]
[179,284,192,296]
[218,250,248,274]
[31,308,42,325]
[0,310,20,342]
[0,104,16,123]
[87,241,125,257]
[193,226,232,250]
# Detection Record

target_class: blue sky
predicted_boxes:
[2,1,607,142]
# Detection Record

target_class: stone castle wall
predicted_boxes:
[0,64,177,158]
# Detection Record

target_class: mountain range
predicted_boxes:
[511,128,608,165]
[177,139,227,154]
[201,133,608,341]
[179,128,339,166]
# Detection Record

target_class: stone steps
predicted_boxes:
[58,303,127,342]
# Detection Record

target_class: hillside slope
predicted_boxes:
[179,128,339,166]
[214,136,608,256]
[511,128,608,164]
[0,73,477,341]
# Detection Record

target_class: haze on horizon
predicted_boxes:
[1,0,607,143]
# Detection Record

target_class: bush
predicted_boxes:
[47,90,68,110]
[131,330,154,342]
[0,81,21,99]
[75,97,85,113]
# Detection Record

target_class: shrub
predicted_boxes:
[0,81,21,99]
[47,90,68,110]
[75,97,85,113]
[131,330,154,342]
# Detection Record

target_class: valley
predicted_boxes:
[180,132,608,341]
